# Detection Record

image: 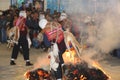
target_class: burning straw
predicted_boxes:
[63,61,109,80]
[24,61,109,80]
[24,68,50,80]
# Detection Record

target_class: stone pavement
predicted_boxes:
[0,43,120,80]
[0,43,49,80]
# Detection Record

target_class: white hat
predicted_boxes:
[39,14,45,20]
[19,11,26,18]
[59,12,67,21]
[39,19,48,29]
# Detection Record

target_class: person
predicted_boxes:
[59,11,72,31]
[10,11,33,66]
[0,14,7,43]
[19,2,26,11]
[39,19,66,80]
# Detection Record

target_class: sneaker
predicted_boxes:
[26,62,33,66]
[10,61,16,65]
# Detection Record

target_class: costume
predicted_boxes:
[10,11,33,66]
[39,19,66,80]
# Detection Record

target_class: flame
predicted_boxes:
[63,47,81,64]
[37,70,44,77]
[63,47,77,63]
[24,71,30,80]
[92,61,111,79]
[80,75,87,80]
[24,69,50,80]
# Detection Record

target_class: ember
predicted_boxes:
[24,68,50,80]
[24,61,109,80]
[63,61,109,80]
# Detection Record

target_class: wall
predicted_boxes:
[46,0,64,13]
[0,0,10,11]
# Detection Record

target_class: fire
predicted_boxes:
[80,75,87,80]
[24,70,30,79]
[37,69,44,77]
[63,47,79,63]
[24,68,50,80]
[92,61,111,79]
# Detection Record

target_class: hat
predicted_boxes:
[59,12,67,21]
[39,19,48,29]
[19,11,26,18]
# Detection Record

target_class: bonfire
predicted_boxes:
[24,61,109,80]
[24,46,109,80]
[24,30,110,80]
[62,61,109,80]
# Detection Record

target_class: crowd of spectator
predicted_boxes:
[0,2,72,51]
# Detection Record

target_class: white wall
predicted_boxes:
[0,0,10,10]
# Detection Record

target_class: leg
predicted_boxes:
[58,47,66,73]
[21,39,29,60]
[59,49,66,65]
[11,43,20,59]
[10,43,20,65]
[21,37,33,66]
[54,64,62,80]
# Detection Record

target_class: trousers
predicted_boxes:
[11,36,29,60]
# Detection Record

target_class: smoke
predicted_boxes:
[59,0,120,69]
[61,0,120,54]
[30,1,120,80]
[34,0,120,69]
[33,52,50,70]
[95,12,120,53]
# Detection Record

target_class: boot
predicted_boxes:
[26,61,33,66]
[62,65,66,73]
[10,60,16,65]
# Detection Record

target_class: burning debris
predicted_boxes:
[24,68,50,80]
[63,61,109,80]
[24,61,109,80]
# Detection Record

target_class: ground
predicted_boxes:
[0,43,120,80]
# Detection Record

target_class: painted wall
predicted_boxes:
[46,0,64,13]
[0,0,64,13]
[0,0,10,10]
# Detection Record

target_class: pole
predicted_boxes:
[58,0,61,12]
[94,0,96,16]
[10,0,12,6]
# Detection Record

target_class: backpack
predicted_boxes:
[44,21,64,43]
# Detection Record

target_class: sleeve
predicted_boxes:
[43,33,51,48]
